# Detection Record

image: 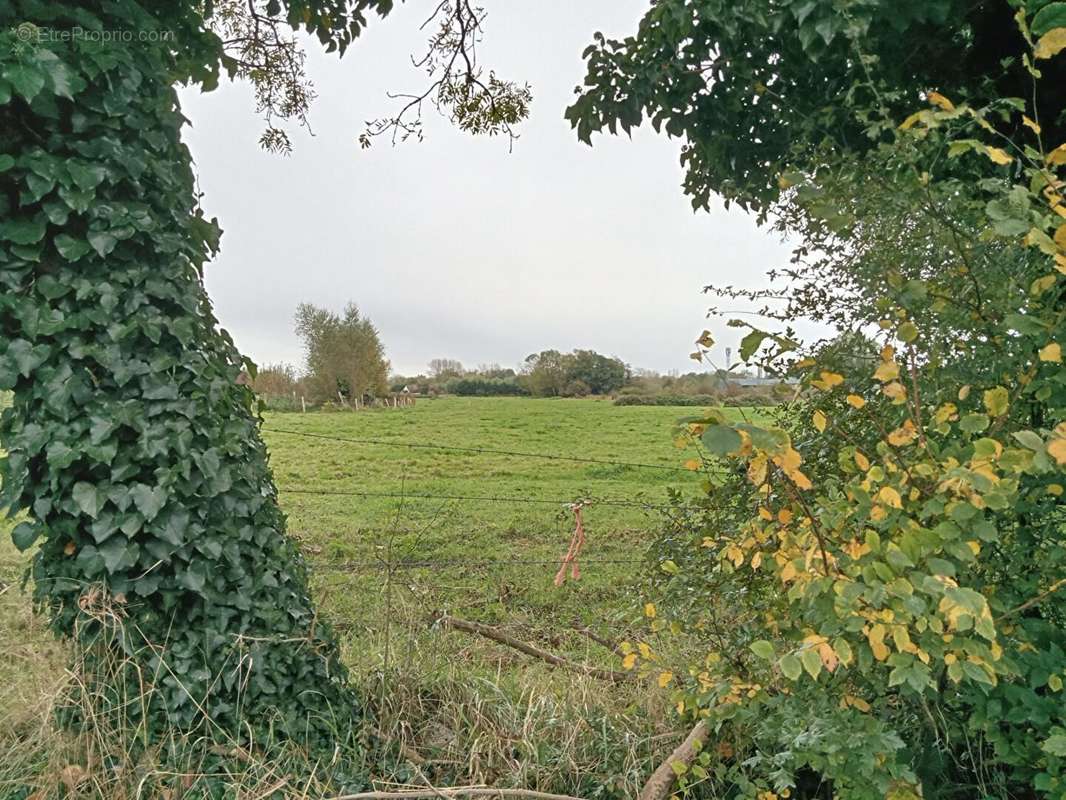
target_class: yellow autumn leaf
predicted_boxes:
[927,91,954,111]
[748,452,768,485]
[984,146,1013,165]
[882,381,907,403]
[887,420,919,447]
[1023,115,1042,135]
[984,386,1009,417]
[844,694,871,712]
[622,653,637,670]
[1049,438,1066,465]
[877,486,903,509]
[1040,342,1062,362]
[854,450,871,471]
[657,671,674,688]
[1049,143,1066,166]
[644,603,657,619]
[1054,223,1066,250]
[1032,274,1057,295]
[1034,27,1066,60]
[777,508,794,524]
[934,402,958,423]
[684,458,701,471]
[867,624,890,661]
[846,394,866,409]
[959,384,971,401]
[638,642,653,659]
[873,360,900,382]
[812,410,827,432]
[812,370,844,390]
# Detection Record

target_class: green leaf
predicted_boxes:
[68,162,107,192]
[800,647,822,679]
[701,424,742,456]
[749,640,775,660]
[897,321,918,343]
[959,413,990,434]
[72,482,104,519]
[11,522,40,551]
[1032,2,1066,36]
[739,329,769,361]
[87,230,118,258]
[1012,430,1045,451]
[55,234,91,261]
[1043,734,1066,757]
[98,535,128,572]
[0,154,15,172]
[779,653,802,680]
[131,484,167,522]
[3,64,46,102]
[0,217,47,245]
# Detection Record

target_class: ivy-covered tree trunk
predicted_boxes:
[0,2,357,747]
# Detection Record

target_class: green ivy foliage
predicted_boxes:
[0,1,365,755]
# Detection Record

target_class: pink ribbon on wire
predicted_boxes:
[554,502,587,586]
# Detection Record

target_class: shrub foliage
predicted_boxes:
[571,1,1066,796]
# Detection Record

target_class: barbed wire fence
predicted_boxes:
[263,424,716,697]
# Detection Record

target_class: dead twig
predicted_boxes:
[433,614,631,683]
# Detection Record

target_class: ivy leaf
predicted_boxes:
[87,230,118,258]
[179,563,207,593]
[68,162,107,192]
[0,217,47,245]
[72,482,104,519]
[98,535,129,573]
[11,521,40,551]
[55,234,92,262]
[131,484,167,522]
[3,64,46,102]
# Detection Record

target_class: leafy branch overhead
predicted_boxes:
[199,0,531,152]
[358,1,532,148]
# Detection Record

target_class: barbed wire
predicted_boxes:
[312,556,649,572]
[264,426,724,474]
[279,486,693,511]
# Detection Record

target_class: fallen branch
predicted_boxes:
[326,789,588,800]
[637,720,710,800]
[433,614,631,683]
[570,621,621,653]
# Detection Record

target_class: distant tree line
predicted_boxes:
[250,302,391,410]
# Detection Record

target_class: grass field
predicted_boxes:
[0,396,767,796]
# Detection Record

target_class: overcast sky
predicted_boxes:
[179,0,808,377]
